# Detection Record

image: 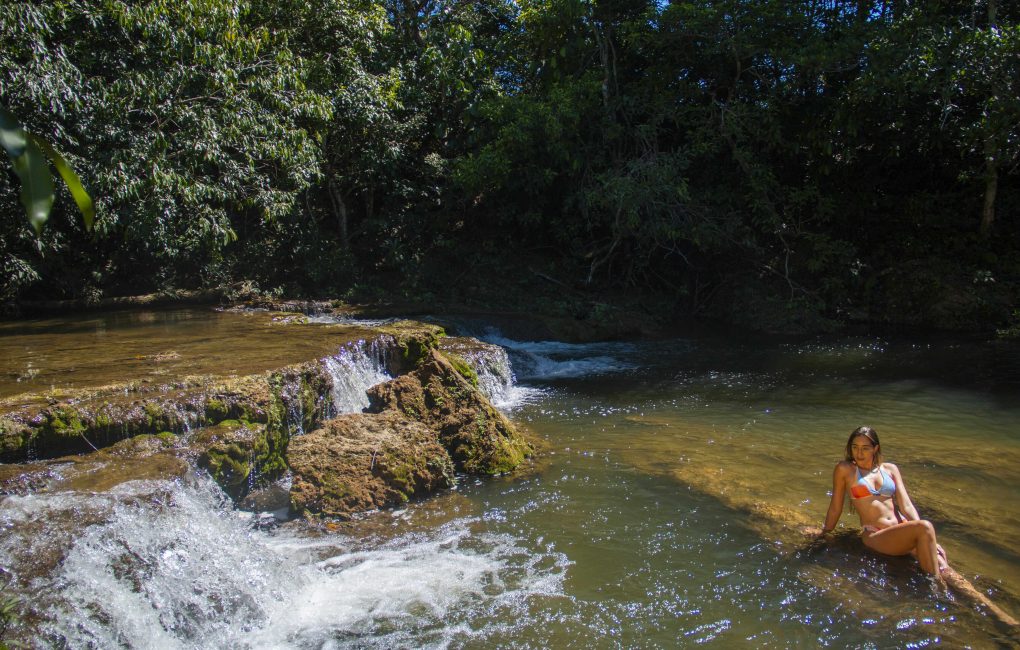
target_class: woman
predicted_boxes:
[818,426,947,580]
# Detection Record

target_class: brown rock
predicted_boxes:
[288,412,454,519]
[367,350,531,474]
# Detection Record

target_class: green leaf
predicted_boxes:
[11,139,55,235]
[31,134,95,231]
[0,107,28,158]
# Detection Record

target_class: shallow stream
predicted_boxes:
[2,309,1020,648]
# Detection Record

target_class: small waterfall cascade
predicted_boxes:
[322,337,393,416]
[439,338,517,408]
[0,475,568,648]
[469,347,516,407]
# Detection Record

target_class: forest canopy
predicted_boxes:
[1,0,1018,332]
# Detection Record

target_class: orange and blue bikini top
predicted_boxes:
[850,465,896,499]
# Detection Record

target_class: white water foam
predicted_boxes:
[4,476,568,649]
[480,331,637,381]
[323,338,393,415]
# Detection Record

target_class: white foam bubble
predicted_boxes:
[10,477,568,649]
[480,331,637,380]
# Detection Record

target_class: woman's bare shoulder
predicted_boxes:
[833,460,855,475]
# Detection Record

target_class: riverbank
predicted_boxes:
[9,259,1019,341]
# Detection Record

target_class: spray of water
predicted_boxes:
[322,338,393,415]
[0,476,568,649]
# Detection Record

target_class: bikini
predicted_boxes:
[850,465,897,534]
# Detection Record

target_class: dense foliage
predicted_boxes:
[1,0,1018,331]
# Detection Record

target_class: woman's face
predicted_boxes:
[850,435,878,467]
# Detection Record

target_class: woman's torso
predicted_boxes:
[847,462,899,529]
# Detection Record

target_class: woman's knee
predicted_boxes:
[916,519,936,540]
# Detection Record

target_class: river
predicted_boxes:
[1,309,1019,648]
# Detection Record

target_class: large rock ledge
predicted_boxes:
[0,320,442,463]
[367,349,529,475]
[0,319,533,520]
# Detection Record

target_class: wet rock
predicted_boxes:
[438,337,515,404]
[239,479,292,514]
[252,511,281,530]
[367,350,532,475]
[0,433,188,496]
[376,321,445,375]
[288,412,454,519]
[0,320,446,464]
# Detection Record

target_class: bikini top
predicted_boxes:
[850,465,896,499]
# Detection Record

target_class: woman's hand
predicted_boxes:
[937,544,948,571]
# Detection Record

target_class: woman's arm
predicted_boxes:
[889,462,921,521]
[821,463,848,534]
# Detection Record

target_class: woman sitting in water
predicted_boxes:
[818,425,947,581]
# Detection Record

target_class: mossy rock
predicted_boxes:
[367,350,532,475]
[288,412,454,519]
[377,321,445,373]
[444,353,479,387]
[0,417,31,459]
[195,421,285,500]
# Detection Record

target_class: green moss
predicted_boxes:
[0,417,30,460]
[445,353,479,387]
[485,436,532,474]
[47,406,86,439]
[205,397,230,423]
[94,409,114,430]
[200,442,252,498]
[142,402,170,430]
[321,475,351,502]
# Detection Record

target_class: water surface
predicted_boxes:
[2,313,1019,648]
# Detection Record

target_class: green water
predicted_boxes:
[0,308,378,400]
[2,310,1020,647]
[349,333,1020,647]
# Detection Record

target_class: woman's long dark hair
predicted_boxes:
[844,425,883,466]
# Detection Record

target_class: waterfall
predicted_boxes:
[322,338,392,416]
[478,331,637,380]
[0,475,568,648]
[463,345,516,407]
[438,337,540,410]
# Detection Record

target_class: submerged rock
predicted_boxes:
[367,350,532,475]
[0,433,188,497]
[288,412,454,519]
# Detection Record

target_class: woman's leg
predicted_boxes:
[862,520,942,577]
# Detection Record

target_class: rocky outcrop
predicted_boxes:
[1,312,529,522]
[287,348,533,519]
[288,412,454,518]
[0,320,444,464]
[193,421,281,500]
[367,350,531,475]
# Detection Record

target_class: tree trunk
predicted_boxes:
[980,154,997,239]
[328,176,350,250]
[979,0,998,239]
